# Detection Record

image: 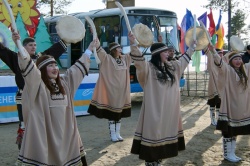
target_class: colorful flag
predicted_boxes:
[216,24,224,49]
[181,9,194,51]
[198,12,208,55]
[216,10,222,31]
[215,10,224,49]
[207,8,215,36]
[186,9,194,32]
[178,23,185,54]
[198,12,207,27]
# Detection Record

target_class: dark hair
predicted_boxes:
[247,45,250,50]
[168,46,175,50]
[22,37,35,46]
[228,53,248,90]
[150,54,175,85]
[36,55,66,95]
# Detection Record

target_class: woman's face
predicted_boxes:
[218,52,223,58]
[46,63,59,79]
[160,50,169,62]
[231,57,243,69]
[114,47,122,57]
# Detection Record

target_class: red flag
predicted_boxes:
[207,8,215,36]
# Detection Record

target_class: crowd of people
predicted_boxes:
[1,26,250,166]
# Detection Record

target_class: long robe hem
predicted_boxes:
[130,137,185,161]
[88,104,131,121]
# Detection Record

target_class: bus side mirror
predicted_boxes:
[178,29,181,43]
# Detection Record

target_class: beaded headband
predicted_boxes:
[110,44,121,51]
[38,58,56,69]
[151,46,168,56]
[228,54,242,62]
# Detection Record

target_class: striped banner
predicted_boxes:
[0,74,99,123]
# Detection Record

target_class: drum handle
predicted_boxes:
[193,14,197,48]
[199,21,213,46]
[85,16,101,64]
[2,0,27,59]
[115,1,139,45]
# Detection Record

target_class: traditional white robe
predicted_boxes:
[16,55,90,166]
[212,53,250,136]
[88,47,132,121]
[130,46,192,161]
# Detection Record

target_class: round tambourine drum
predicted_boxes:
[230,35,244,52]
[56,15,85,44]
[185,26,209,51]
[132,23,154,48]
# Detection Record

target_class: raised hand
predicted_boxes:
[128,32,136,45]
[11,28,20,46]
[94,38,100,48]
[88,39,98,52]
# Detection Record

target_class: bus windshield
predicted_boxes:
[158,16,179,52]
[120,15,179,54]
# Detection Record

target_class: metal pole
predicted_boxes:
[228,0,231,50]
[51,0,54,16]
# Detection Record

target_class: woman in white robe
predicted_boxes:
[87,40,132,142]
[206,45,250,163]
[15,41,95,166]
[129,33,195,165]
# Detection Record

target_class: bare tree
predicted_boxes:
[37,0,73,16]
[203,0,238,12]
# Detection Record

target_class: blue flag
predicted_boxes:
[198,12,207,27]
[182,9,194,51]
[216,10,222,31]
[186,9,194,31]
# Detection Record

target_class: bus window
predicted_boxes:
[47,23,60,43]
[49,23,57,34]
[158,17,179,52]
[94,16,120,53]
[71,41,82,65]
[120,15,159,53]
[84,24,93,50]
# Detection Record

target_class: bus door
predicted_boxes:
[81,15,120,70]
[70,18,86,66]
[93,16,120,54]
[84,19,99,70]
[70,41,83,65]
